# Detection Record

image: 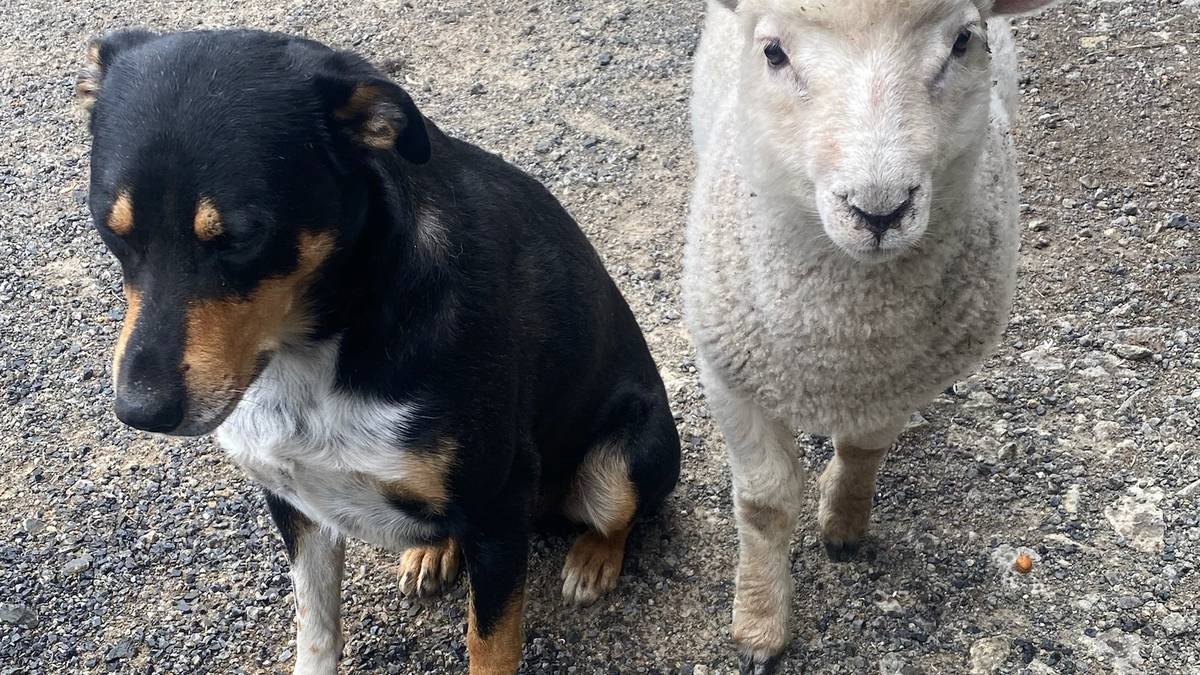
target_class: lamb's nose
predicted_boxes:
[845,187,919,238]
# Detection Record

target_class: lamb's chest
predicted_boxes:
[690,232,1013,437]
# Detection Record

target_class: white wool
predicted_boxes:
[684,0,1022,439]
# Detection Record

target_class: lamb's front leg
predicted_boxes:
[265,491,346,675]
[704,376,805,675]
[817,425,902,561]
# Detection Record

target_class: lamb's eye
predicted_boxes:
[952,29,972,57]
[764,40,788,68]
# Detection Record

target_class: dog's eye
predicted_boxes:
[764,40,789,68]
[952,29,972,57]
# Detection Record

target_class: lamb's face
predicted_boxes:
[736,0,1004,263]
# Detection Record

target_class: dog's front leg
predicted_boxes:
[703,373,805,675]
[461,502,530,675]
[265,491,346,675]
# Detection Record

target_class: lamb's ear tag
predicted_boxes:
[332,82,431,164]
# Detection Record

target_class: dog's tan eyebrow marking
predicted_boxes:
[108,191,134,235]
[193,198,223,241]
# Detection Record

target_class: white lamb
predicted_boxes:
[684,0,1057,671]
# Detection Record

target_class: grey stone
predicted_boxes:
[62,554,93,576]
[1113,343,1153,361]
[0,604,37,629]
[1116,595,1144,610]
[879,652,920,675]
[969,637,1011,674]
[105,640,134,661]
[1104,487,1165,554]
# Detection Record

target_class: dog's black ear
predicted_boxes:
[318,73,431,164]
[76,29,158,112]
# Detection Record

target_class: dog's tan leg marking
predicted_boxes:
[817,441,890,557]
[291,528,345,675]
[467,587,524,675]
[561,445,637,606]
[398,539,461,598]
[703,371,804,667]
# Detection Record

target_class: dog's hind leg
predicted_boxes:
[560,444,636,607]
[704,374,804,675]
[561,390,680,607]
[265,491,345,675]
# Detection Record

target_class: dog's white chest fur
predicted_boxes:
[215,340,440,549]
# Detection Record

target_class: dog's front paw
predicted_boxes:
[398,539,461,598]
[561,530,626,607]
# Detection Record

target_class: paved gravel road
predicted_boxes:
[1,0,1198,673]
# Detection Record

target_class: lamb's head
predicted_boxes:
[732,0,1055,263]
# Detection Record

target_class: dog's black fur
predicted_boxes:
[80,29,680,673]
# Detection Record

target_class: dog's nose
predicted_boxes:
[845,187,918,238]
[115,388,185,432]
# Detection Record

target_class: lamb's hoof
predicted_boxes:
[822,536,862,562]
[738,651,783,675]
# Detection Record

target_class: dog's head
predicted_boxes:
[78,29,431,435]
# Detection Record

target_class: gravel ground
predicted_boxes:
[2,1,1198,673]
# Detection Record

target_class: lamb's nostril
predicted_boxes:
[850,200,910,236]
[844,187,919,238]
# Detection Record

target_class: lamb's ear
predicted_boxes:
[76,29,157,111]
[989,0,1060,16]
[319,75,431,164]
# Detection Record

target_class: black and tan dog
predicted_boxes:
[77,29,680,674]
